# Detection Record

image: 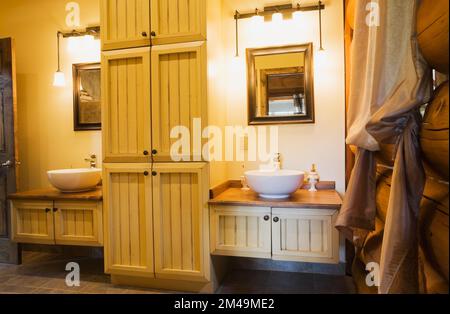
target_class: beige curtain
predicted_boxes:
[336,0,432,293]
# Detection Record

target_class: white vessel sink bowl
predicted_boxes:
[47,168,102,193]
[245,170,305,199]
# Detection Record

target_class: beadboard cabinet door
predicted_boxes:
[271,208,340,264]
[103,164,155,278]
[150,0,206,45]
[102,48,152,163]
[151,42,207,162]
[100,0,151,50]
[152,163,210,282]
[210,206,272,259]
[10,200,54,245]
[54,201,103,247]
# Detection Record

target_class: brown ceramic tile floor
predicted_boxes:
[0,251,355,294]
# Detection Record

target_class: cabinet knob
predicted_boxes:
[152,149,158,155]
[53,208,58,213]
[150,31,157,37]
[143,171,149,176]
[152,171,158,177]
[141,31,148,37]
[45,208,51,213]
[273,217,280,223]
[143,150,149,156]
[264,215,270,221]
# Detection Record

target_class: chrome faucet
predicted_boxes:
[85,154,97,168]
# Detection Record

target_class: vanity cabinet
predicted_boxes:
[11,198,103,247]
[103,164,155,278]
[102,47,152,164]
[210,206,272,259]
[150,0,206,45]
[209,189,342,265]
[151,42,207,162]
[100,0,151,50]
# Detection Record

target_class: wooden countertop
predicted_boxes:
[209,187,342,209]
[8,187,103,201]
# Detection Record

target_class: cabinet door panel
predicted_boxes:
[151,42,207,162]
[272,208,339,264]
[54,201,103,247]
[150,0,206,45]
[210,206,272,259]
[152,163,209,281]
[101,0,150,50]
[11,201,54,244]
[103,164,154,277]
[102,48,151,163]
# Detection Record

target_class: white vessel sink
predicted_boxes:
[245,169,305,199]
[47,168,102,193]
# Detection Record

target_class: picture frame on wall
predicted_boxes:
[73,62,101,131]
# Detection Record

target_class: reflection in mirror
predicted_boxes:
[247,44,314,125]
[73,63,101,131]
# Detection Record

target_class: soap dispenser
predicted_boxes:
[308,164,320,192]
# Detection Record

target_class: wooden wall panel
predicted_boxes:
[101,0,150,50]
[151,42,207,162]
[152,163,209,281]
[102,48,151,163]
[150,0,206,45]
[103,164,154,277]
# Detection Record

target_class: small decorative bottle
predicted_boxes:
[308,164,320,192]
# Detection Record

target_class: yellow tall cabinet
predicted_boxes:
[101,0,217,292]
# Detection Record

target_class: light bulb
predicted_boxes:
[251,14,264,27]
[272,12,283,24]
[67,36,79,53]
[293,10,303,22]
[53,71,66,87]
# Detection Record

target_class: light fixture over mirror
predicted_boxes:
[52,26,100,87]
[234,1,325,56]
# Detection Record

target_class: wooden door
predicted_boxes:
[150,0,206,45]
[152,163,209,282]
[10,200,54,245]
[102,48,152,163]
[271,208,339,264]
[54,201,103,247]
[210,205,272,259]
[151,42,207,162]
[100,0,151,50]
[0,38,19,263]
[103,164,154,277]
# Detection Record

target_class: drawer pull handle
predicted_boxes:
[264,215,270,221]
[273,217,280,223]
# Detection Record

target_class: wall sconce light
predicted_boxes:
[233,1,325,56]
[53,26,100,87]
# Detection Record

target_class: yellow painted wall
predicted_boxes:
[0,0,102,191]
[220,0,346,194]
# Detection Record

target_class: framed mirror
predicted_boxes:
[72,63,101,131]
[247,43,314,125]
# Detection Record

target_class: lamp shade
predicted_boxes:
[53,71,66,87]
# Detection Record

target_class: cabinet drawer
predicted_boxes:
[272,208,339,264]
[54,201,103,247]
[210,206,272,259]
[11,200,54,245]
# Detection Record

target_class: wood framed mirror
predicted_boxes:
[72,63,101,131]
[247,43,314,125]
